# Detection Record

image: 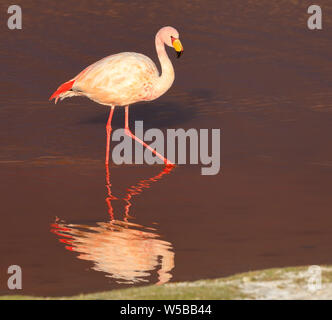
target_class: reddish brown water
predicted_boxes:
[1,0,332,296]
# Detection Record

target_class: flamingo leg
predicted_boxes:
[124,105,174,165]
[105,106,115,165]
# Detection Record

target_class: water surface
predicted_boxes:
[1,0,332,296]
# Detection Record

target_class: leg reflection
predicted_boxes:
[51,164,176,285]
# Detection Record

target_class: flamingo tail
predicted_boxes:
[49,79,76,104]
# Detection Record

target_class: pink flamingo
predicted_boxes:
[49,26,183,165]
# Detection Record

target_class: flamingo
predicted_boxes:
[49,26,183,165]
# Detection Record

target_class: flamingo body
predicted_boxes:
[74,52,160,106]
[50,53,160,105]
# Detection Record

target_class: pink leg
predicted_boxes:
[105,106,115,165]
[105,164,117,220]
[124,105,174,165]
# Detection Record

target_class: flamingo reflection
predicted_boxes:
[51,164,175,285]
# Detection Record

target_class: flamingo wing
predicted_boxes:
[75,53,159,106]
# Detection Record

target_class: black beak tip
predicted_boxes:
[176,51,183,59]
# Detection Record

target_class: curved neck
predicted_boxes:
[153,35,175,99]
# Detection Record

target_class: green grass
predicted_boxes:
[1,265,331,300]
[0,279,244,300]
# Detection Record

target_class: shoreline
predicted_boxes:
[1,265,331,300]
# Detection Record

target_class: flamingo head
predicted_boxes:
[158,26,184,58]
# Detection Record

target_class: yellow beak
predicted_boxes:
[172,38,184,58]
